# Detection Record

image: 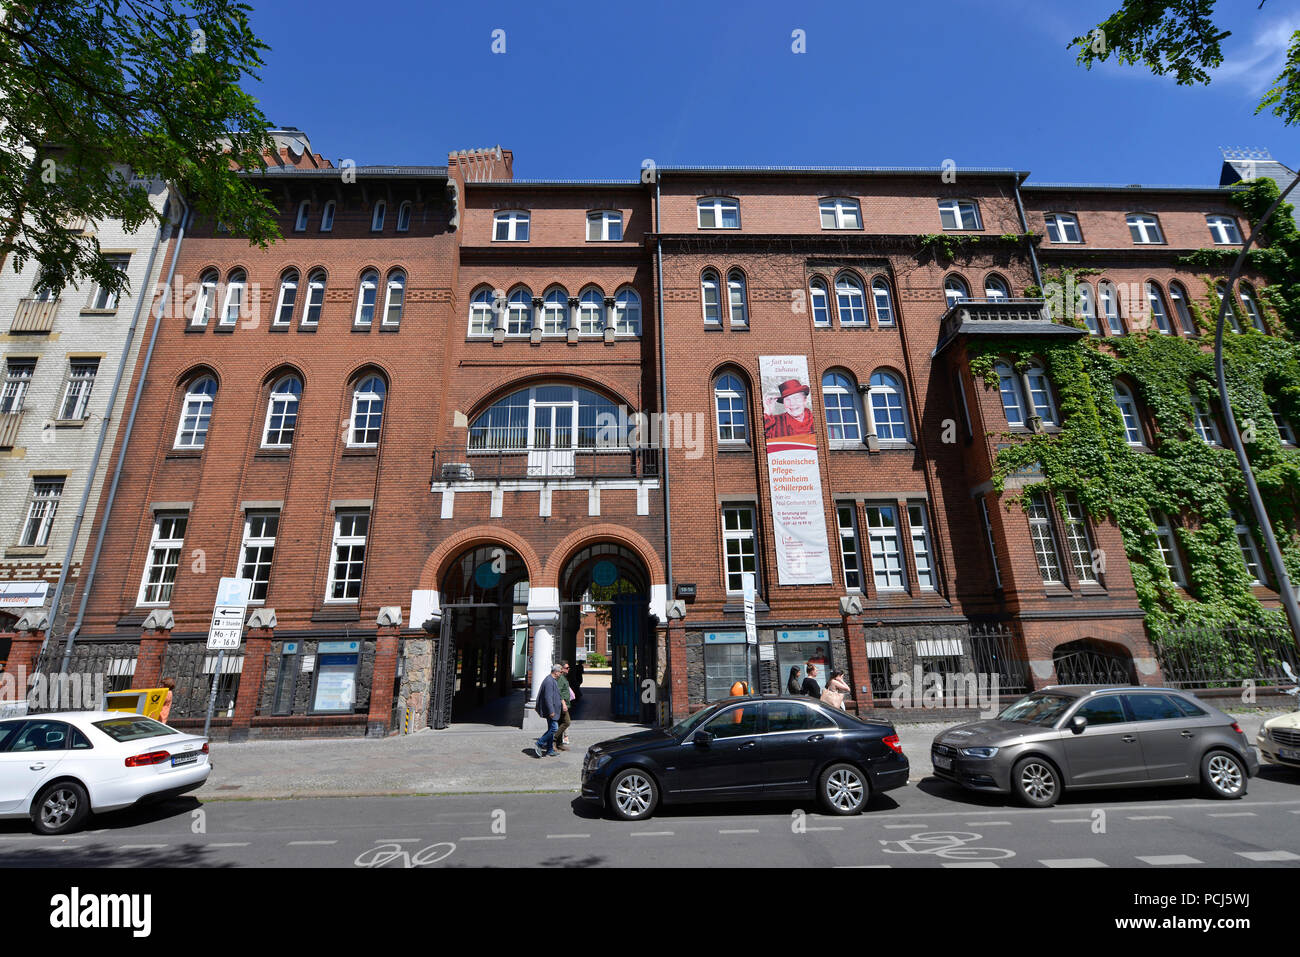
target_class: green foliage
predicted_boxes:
[1070,2,1299,126]
[970,266,1300,644]
[0,1,279,297]
[586,652,608,669]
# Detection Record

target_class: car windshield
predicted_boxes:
[670,703,725,738]
[92,717,178,742]
[998,693,1074,726]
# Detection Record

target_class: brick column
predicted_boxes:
[367,607,403,737]
[841,610,870,713]
[135,634,170,688]
[0,629,45,701]
[667,616,689,721]
[231,615,275,741]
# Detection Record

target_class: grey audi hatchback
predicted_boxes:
[931,686,1259,807]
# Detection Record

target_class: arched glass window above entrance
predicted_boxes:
[467,384,632,453]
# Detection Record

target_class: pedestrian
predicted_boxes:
[570,658,585,702]
[556,660,574,750]
[801,663,822,699]
[158,677,176,724]
[534,663,564,757]
[822,669,850,710]
[786,665,803,695]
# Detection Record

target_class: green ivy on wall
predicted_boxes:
[967,180,1300,648]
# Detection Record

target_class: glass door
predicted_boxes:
[529,402,576,476]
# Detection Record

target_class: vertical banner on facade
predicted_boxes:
[758,356,833,585]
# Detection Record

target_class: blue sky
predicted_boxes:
[246,0,1299,185]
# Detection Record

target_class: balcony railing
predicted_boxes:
[10,298,58,333]
[431,445,660,483]
[0,412,22,449]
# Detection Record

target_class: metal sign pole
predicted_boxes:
[203,649,223,739]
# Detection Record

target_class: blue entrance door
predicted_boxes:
[611,595,644,718]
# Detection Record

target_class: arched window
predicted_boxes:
[349,375,386,447]
[867,371,909,442]
[995,361,1027,426]
[1146,282,1172,334]
[219,269,245,327]
[714,373,748,444]
[320,201,335,232]
[294,200,310,232]
[542,286,569,336]
[273,269,298,327]
[371,200,386,232]
[262,375,302,448]
[810,278,829,326]
[193,269,218,326]
[835,273,867,325]
[822,371,862,443]
[579,287,604,335]
[943,275,970,308]
[1077,282,1099,335]
[1113,383,1146,446]
[701,270,721,325]
[507,286,532,336]
[614,287,641,336]
[1215,281,1243,333]
[174,376,217,449]
[469,286,496,336]
[355,270,378,326]
[1168,281,1196,335]
[871,278,895,327]
[1192,398,1221,445]
[727,269,748,327]
[467,384,631,453]
[1239,282,1265,332]
[383,270,405,326]
[303,269,326,326]
[396,201,412,232]
[1098,280,1121,335]
[1025,362,1058,425]
[984,275,1010,301]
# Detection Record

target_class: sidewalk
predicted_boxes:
[195,709,1285,801]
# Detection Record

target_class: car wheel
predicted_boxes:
[608,768,658,821]
[32,781,90,836]
[1011,756,1061,808]
[1201,750,1247,799]
[819,763,870,815]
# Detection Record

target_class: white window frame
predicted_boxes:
[174,377,216,449]
[1207,215,1242,245]
[1215,282,1243,334]
[1238,283,1265,332]
[984,275,1010,301]
[835,274,867,326]
[836,502,863,593]
[1061,494,1097,584]
[715,373,749,444]
[396,201,412,232]
[867,371,909,442]
[354,270,378,327]
[1026,492,1064,584]
[727,270,748,327]
[810,278,830,326]
[865,504,906,592]
[721,505,758,594]
[587,210,623,241]
[383,271,405,327]
[1168,282,1196,335]
[138,513,187,606]
[939,199,981,231]
[907,502,936,590]
[58,358,98,420]
[261,376,301,449]
[1192,399,1221,445]
[995,361,1026,427]
[1045,213,1082,243]
[980,497,1002,588]
[294,200,310,232]
[871,278,895,327]
[1274,411,1297,445]
[1077,282,1099,335]
[239,510,279,604]
[701,271,722,325]
[822,371,863,445]
[943,275,969,308]
[542,287,568,336]
[493,210,530,242]
[697,197,740,230]
[1,358,35,413]
[819,197,862,230]
[1113,383,1145,446]
[219,271,245,327]
[469,287,496,337]
[326,510,369,602]
[1127,213,1164,244]
[1099,281,1122,335]
[1233,512,1265,586]
[348,376,385,448]
[578,288,604,336]
[320,201,335,232]
[1146,282,1172,334]
[303,271,325,326]
[613,287,641,336]
[192,271,218,327]
[273,270,298,327]
[19,478,63,547]
[371,200,386,232]
[1026,364,1057,426]
[506,287,533,336]
[1151,511,1186,586]
[90,254,130,310]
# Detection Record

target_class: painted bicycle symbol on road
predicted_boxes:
[880,831,1015,861]
[354,841,457,868]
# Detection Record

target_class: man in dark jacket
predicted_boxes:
[801,664,823,699]
[534,663,564,757]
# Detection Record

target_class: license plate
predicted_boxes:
[171,751,199,766]
[934,754,952,770]
[1280,748,1300,761]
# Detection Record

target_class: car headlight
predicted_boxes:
[594,754,612,770]
[960,747,999,759]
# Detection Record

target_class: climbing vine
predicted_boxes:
[968,179,1300,650]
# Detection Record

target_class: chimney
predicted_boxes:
[447,146,513,183]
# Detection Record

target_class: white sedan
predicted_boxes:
[1257,709,1300,771]
[0,711,210,835]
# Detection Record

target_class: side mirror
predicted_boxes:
[694,730,714,748]
[1069,715,1088,735]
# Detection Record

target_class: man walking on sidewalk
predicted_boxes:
[556,661,573,750]
[534,663,563,757]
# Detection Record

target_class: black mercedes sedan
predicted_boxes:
[581,694,908,820]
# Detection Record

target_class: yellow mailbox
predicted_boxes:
[103,688,169,721]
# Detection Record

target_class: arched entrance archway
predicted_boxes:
[439,544,530,724]
[557,543,654,721]
[1052,638,1138,686]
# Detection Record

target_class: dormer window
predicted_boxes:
[1127,213,1164,244]
[819,197,861,230]
[697,197,739,229]
[587,210,623,241]
[1044,213,1081,243]
[493,210,530,242]
[371,201,386,232]
[1207,215,1242,245]
[396,201,412,232]
[294,201,310,232]
[938,199,981,230]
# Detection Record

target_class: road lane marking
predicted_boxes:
[882,823,929,829]
[209,842,250,848]
[806,826,844,832]
[1127,815,1173,821]
[970,821,1011,826]
[834,864,891,868]
[630,831,674,837]
[1040,858,1107,867]
[119,844,168,850]
[1138,855,1202,865]
[719,828,759,834]
[375,839,421,844]
[459,835,506,842]
[943,861,1000,868]
[1237,850,1300,861]
[1049,818,1092,824]
[287,840,337,846]
[1207,812,1256,818]
[546,834,590,840]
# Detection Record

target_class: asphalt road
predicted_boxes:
[2,767,1298,868]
